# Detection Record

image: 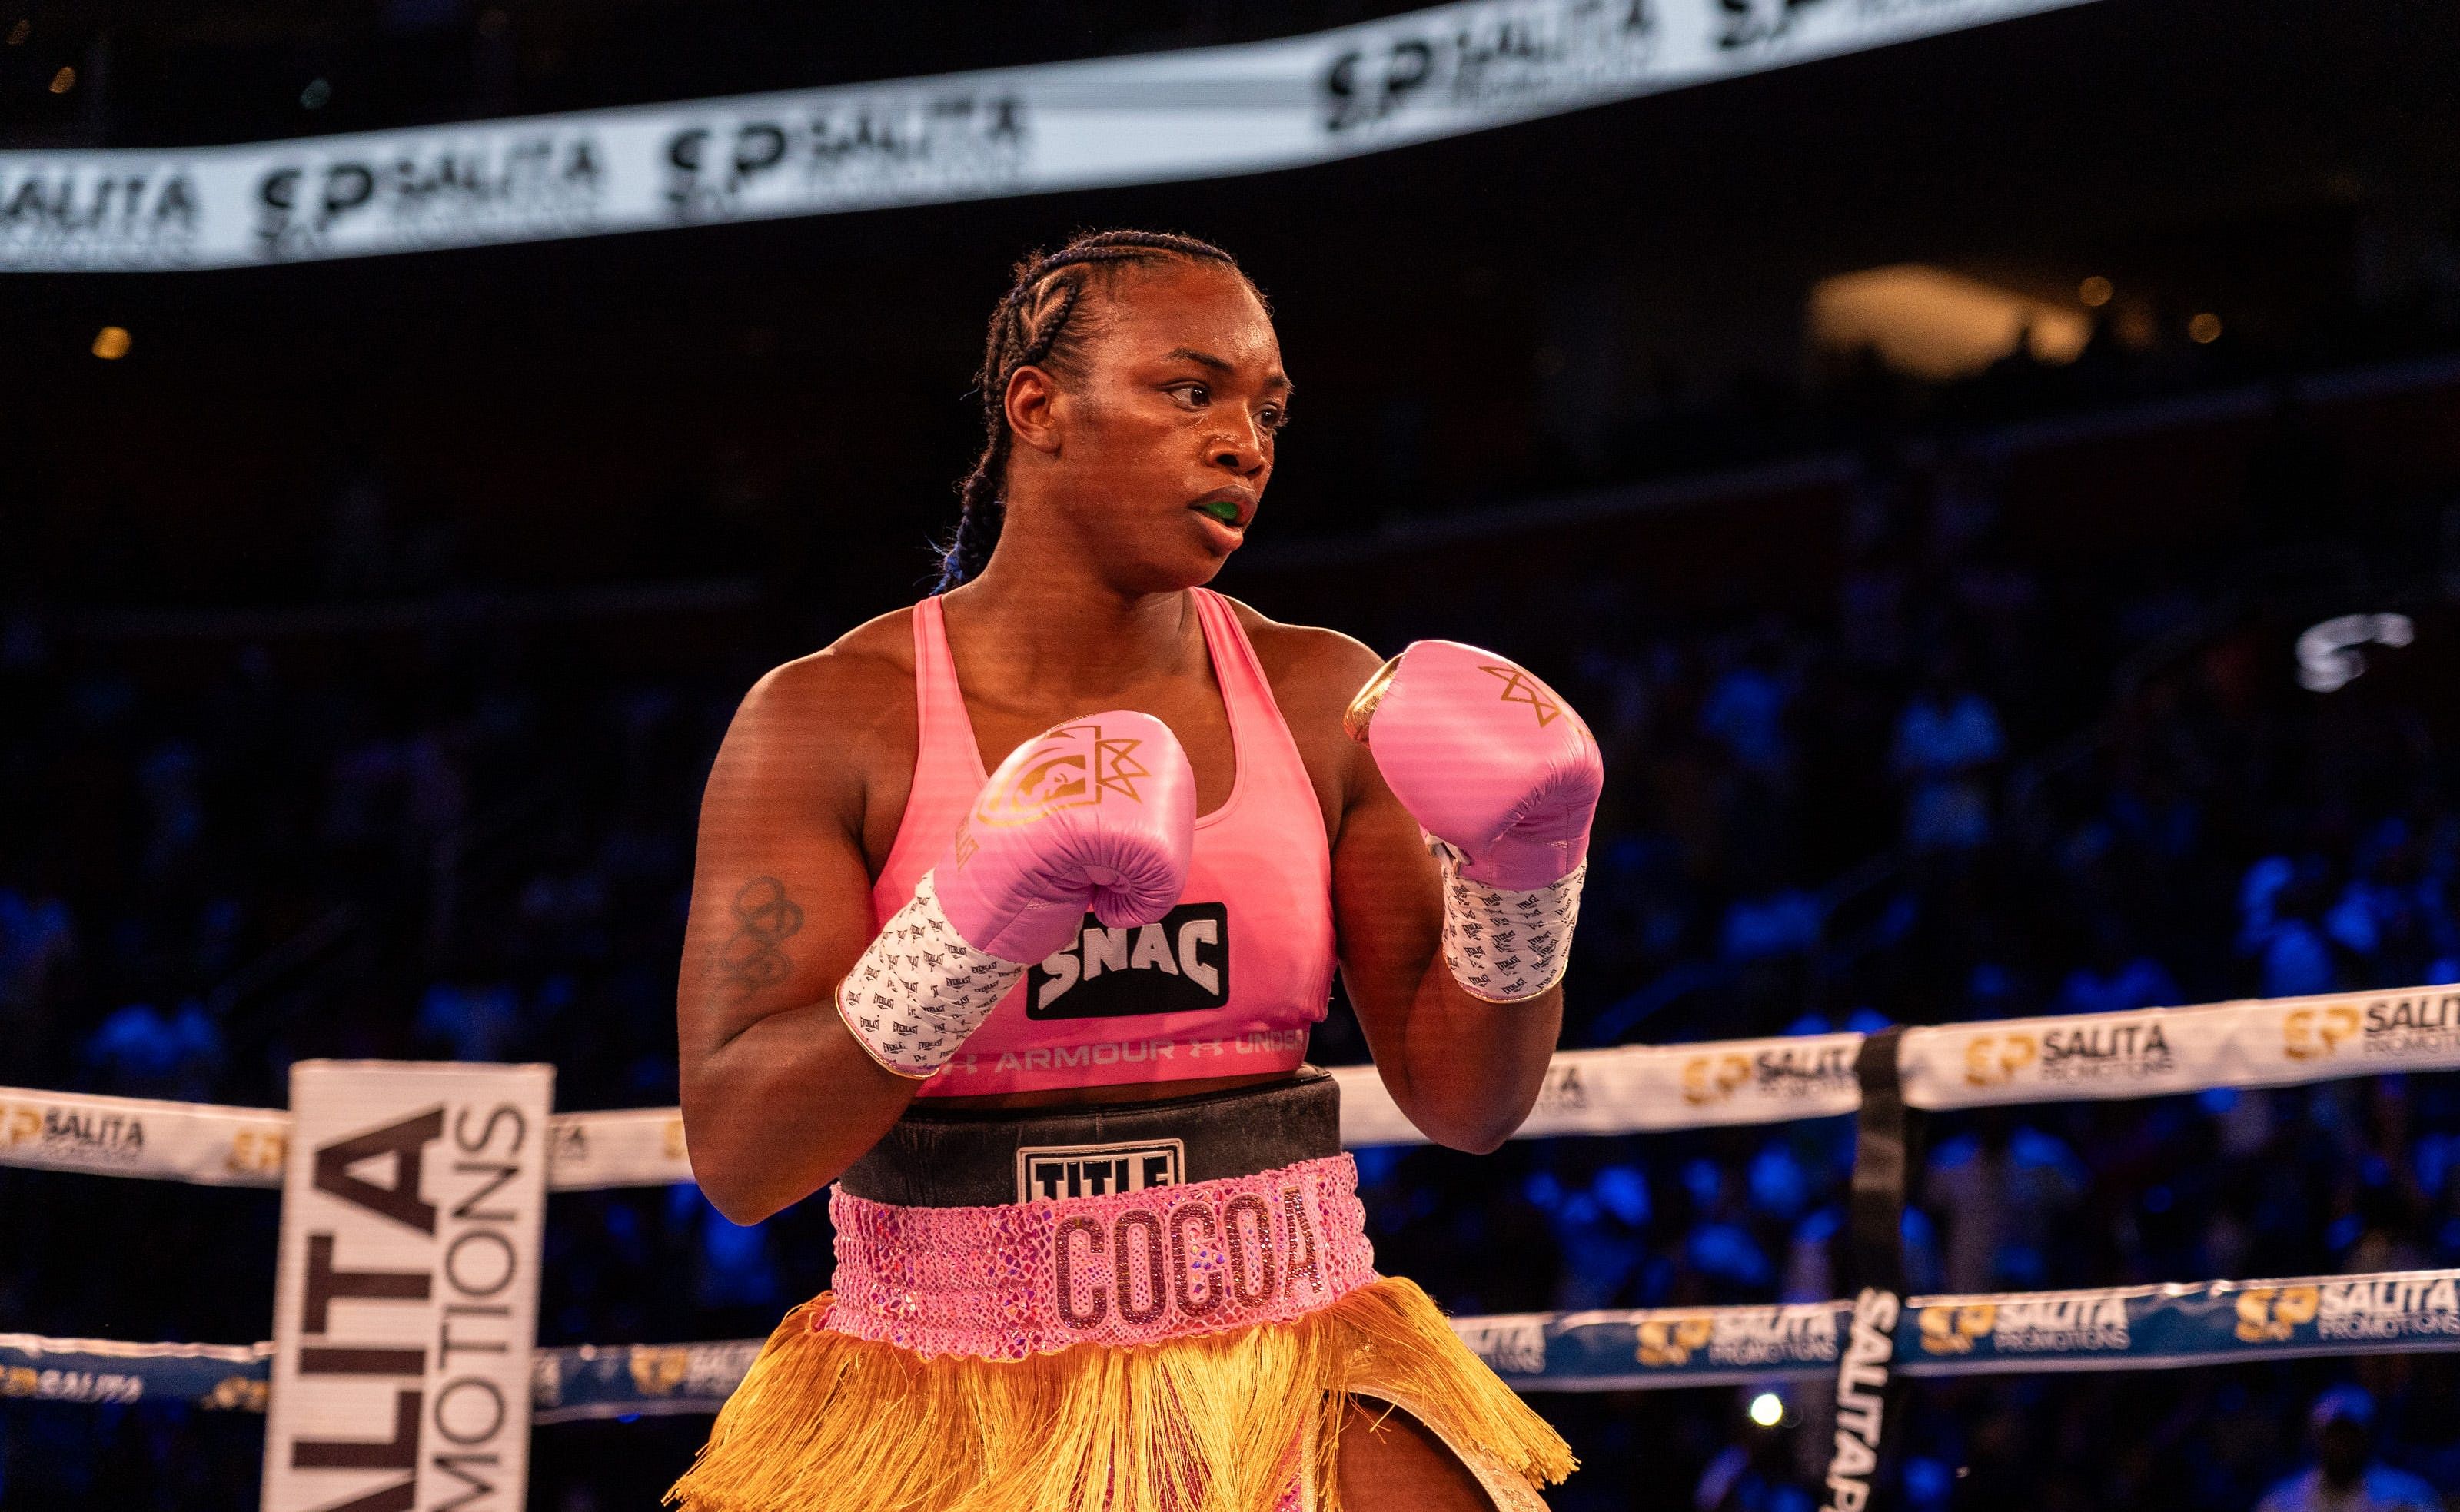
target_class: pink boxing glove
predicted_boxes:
[1345,640,1601,889]
[935,712,1198,965]
[836,712,1195,1078]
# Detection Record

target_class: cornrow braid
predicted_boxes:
[936,228,1252,592]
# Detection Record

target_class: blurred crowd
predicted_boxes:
[9,379,2460,1510]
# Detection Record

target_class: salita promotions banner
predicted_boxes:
[1332,1031,1862,1145]
[0,0,2092,272]
[0,1084,287,1185]
[1897,985,2460,1112]
[261,1061,554,1512]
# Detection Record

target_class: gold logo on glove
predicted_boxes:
[1342,655,1404,744]
[976,723,1150,827]
[1482,665,1562,727]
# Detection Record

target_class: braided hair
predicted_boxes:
[936,229,1255,591]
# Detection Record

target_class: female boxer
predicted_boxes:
[669,230,1601,1512]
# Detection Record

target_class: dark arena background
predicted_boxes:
[11,1,2460,1508]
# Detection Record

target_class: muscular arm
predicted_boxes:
[1260,621,1562,1153]
[676,646,924,1225]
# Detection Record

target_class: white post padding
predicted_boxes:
[261,1060,554,1512]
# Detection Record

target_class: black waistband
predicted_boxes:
[838,1068,1340,1208]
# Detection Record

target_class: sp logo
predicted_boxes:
[1963,1033,2039,1088]
[1681,1053,1752,1106]
[224,1128,285,1178]
[1918,1303,1996,1355]
[1637,1315,1714,1367]
[629,1346,692,1397]
[1320,38,1438,131]
[2284,1004,2361,1061]
[202,1375,268,1412]
[2234,1285,2320,1343]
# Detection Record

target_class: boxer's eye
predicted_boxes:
[1166,383,1210,410]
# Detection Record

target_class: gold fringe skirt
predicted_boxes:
[666,1276,1572,1512]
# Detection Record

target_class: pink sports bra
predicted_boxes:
[876,589,1337,1098]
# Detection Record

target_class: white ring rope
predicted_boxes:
[12,1267,2460,1405]
[8,982,2458,1412]
[5,983,2453,1186]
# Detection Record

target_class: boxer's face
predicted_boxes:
[1030,261,1288,587]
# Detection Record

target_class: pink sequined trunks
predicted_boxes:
[820,1154,1377,1358]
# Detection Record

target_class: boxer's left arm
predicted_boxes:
[1258,622,1564,1153]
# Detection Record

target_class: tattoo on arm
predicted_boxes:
[715,876,806,1002]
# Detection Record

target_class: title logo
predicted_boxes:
[1027,902,1228,1019]
[1017,1140,1184,1203]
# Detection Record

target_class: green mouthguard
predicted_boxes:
[1197,500,1240,523]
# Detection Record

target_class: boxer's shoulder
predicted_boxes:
[757,608,914,700]
[723,609,919,780]
[1219,596,1385,710]
[1217,600,1385,814]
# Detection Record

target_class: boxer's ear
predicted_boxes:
[1004,363,1065,456]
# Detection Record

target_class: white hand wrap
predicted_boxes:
[1431,838,1584,1004]
[835,869,1026,1078]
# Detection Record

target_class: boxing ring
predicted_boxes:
[11,982,2460,1495]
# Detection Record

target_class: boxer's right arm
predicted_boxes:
[839,712,1196,1078]
[679,651,1200,1224]
[676,648,923,1225]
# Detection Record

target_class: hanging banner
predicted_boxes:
[0,0,2093,272]
[261,1060,554,1512]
